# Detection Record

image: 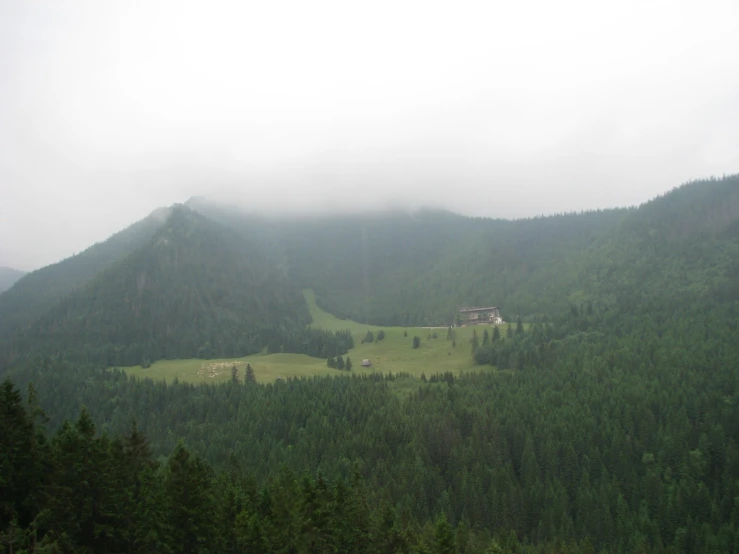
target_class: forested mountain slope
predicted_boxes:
[189,174,738,326]
[270,208,630,324]
[2,175,739,552]
[580,175,739,307]
[1,175,736,368]
[0,266,25,293]
[0,207,170,337]
[2,206,310,366]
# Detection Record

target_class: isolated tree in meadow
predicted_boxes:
[327,357,335,369]
[245,363,256,383]
[412,336,421,349]
[404,330,408,337]
[345,357,352,371]
[376,330,385,341]
[337,355,345,370]
[482,329,490,346]
[493,326,501,342]
[363,331,375,344]
[231,365,240,385]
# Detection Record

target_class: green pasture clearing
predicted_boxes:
[121,290,510,384]
[305,288,508,376]
[123,353,335,385]
[303,289,377,333]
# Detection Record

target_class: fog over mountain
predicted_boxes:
[1,0,738,270]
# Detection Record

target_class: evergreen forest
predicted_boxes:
[1,175,739,553]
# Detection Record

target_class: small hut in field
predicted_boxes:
[361,359,372,367]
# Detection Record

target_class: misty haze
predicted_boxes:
[1,1,739,553]
[2,0,738,270]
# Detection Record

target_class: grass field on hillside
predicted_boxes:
[122,290,511,384]
[306,289,505,375]
[123,352,334,384]
[304,289,378,333]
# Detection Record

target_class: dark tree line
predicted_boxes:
[266,328,354,358]
[1,379,568,554]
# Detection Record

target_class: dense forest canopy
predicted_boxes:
[3,287,739,552]
[1,174,739,553]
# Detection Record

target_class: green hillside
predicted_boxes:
[1,175,737,371]
[0,207,170,337]
[3,206,310,367]
[124,353,335,384]
[185,175,738,326]
[123,288,494,383]
[3,175,739,553]
[580,176,739,305]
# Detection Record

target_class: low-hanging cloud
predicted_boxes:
[1,0,738,270]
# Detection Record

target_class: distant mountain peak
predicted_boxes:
[0,267,26,294]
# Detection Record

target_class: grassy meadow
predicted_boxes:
[122,290,509,384]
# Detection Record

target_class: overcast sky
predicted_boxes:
[1,0,738,270]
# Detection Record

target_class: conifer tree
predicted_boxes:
[164,441,217,553]
[245,363,256,383]
[433,515,456,554]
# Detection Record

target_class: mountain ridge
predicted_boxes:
[3,205,310,366]
[1,174,736,367]
[0,266,26,293]
[0,206,171,338]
